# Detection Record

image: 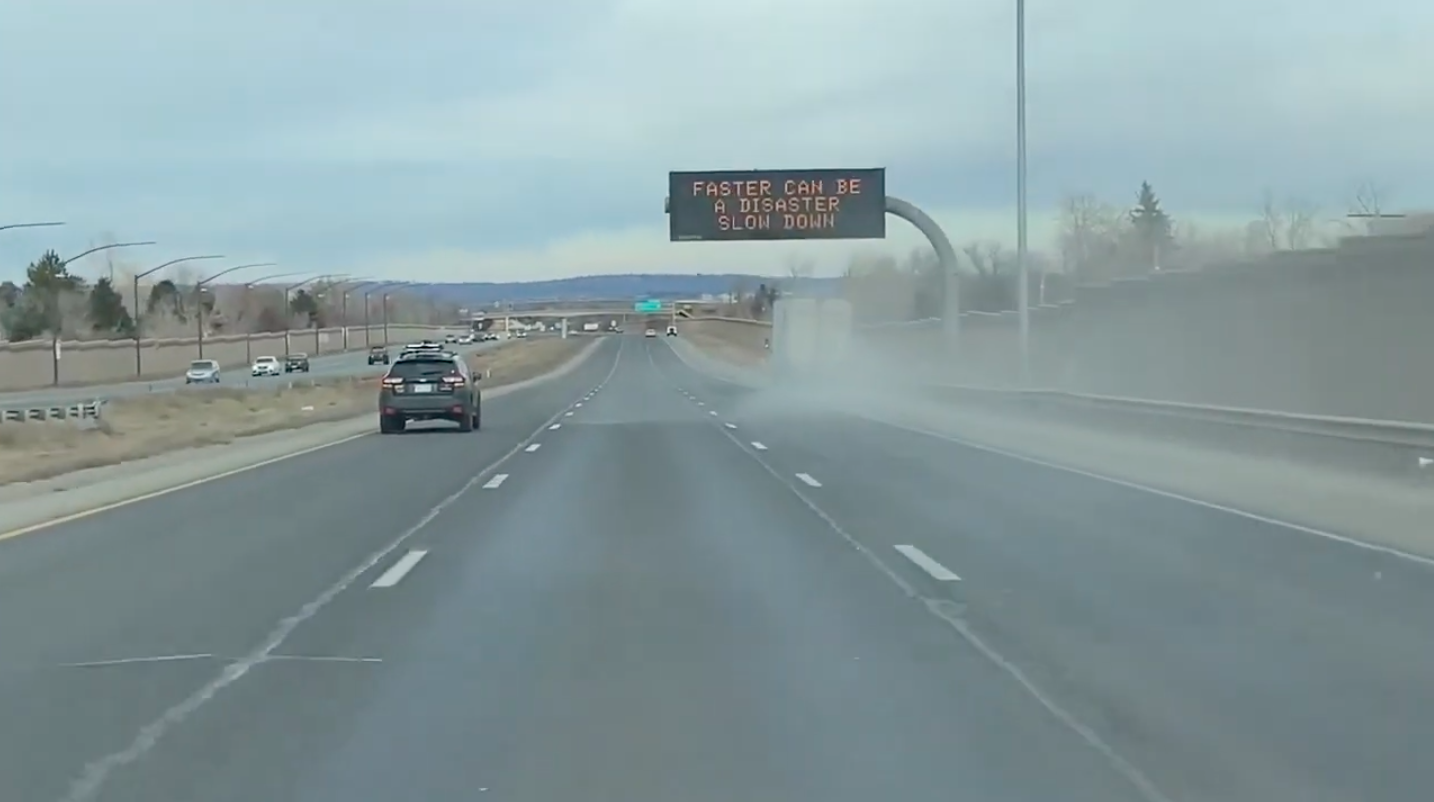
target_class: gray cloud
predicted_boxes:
[2,0,1431,282]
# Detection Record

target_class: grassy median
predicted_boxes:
[0,337,589,485]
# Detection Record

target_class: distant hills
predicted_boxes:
[406,273,842,307]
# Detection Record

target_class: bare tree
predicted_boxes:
[1257,190,1321,251]
[1057,193,1126,280]
[784,255,816,279]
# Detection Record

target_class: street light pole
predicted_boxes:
[195,263,275,358]
[281,276,328,357]
[46,241,156,386]
[1015,0,1031,385]
[361,283,404,348]
[132,255,225,376]
[241,272,303,364]
[305,274,350,354]
[336,278,375,351]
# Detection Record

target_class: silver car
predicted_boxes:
[185,359,221,384]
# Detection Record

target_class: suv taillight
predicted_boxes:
[381,377,403,386]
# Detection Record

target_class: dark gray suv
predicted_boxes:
[378,351,481,434]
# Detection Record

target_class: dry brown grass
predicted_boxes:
[683,321,770,367]
[0,338,589,486]
[467,337,586,385]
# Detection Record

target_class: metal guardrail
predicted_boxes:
[1,400,105,424]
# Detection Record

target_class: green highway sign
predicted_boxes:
[634,299,663,313]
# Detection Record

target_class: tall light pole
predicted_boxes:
[336,277,375,350]
[241,272,303,364]
[132,255,225,376]
[195,263,275,358]
[42,241,156,386]
[1015,0,1031,385]
[281,276,342,357]
[304,274,350,354]
[361,282,404,348]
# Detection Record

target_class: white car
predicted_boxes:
[644,328,657,338]
[251,355,282,377]
[458,333,475,344]
[185,359,221,384]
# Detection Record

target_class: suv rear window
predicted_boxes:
[387,358,461,380]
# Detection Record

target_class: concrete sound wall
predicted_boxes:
[862,229,1434,423]
[0,325,451,391]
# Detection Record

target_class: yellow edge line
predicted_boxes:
[0,431,373,544]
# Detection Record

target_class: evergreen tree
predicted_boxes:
[1129,181,1173,270]
[88,277,134,336]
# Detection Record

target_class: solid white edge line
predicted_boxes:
[871,418,1434,570]
[751,441,768,450]
[894,544,961,581]
[525,443,541,452]
[482,473,509,489]
[369,549,429,588]
[795,472,822,487]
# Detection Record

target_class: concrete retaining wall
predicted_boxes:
[0,325,452,391]
[689,229,1434,423]
[860,229,1434,422]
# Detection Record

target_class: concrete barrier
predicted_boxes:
[0,325,453,391]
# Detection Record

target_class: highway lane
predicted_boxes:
[0,333,1153,802]
[0,336,619,802]
[649,339,1434,802]
[0,339,502,408]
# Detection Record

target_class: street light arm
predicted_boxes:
[137,254,226,279]
[61,241,157,266]
[198,262,276,286]
[0,222,65,233]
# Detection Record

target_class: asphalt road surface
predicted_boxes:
[0,340,499,408]
[0,335,1430,802]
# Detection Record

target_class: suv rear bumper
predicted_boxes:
[380,395,473,420]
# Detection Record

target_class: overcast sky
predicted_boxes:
[2,0,1430,284]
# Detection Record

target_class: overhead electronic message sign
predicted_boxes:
[667,168,886,242]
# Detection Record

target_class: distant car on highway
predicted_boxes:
[644,328,657,338]
[251,356,282,377]
[666,325,677,337]
[185,359,221,384]
[378,350,481,434]
[480,332,499,342]
[284,353,311,373]
[444,333,459,343]
[515,330,528,339]
[367,346,390,365]
[458,333,475,344]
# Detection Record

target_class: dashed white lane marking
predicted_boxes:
[751,441,768,451]
[575,402,583,408]
[724,423,737,429]
[482,473,509,489]
[549,423,561,430]
[54,334,627,802]
[525,443,541,452]
[708,410,718,416]
[696,401,704,406]
[894,545,961,581]
[369,550,429,588]
[564,411,574,417]
[795,472,822,487]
